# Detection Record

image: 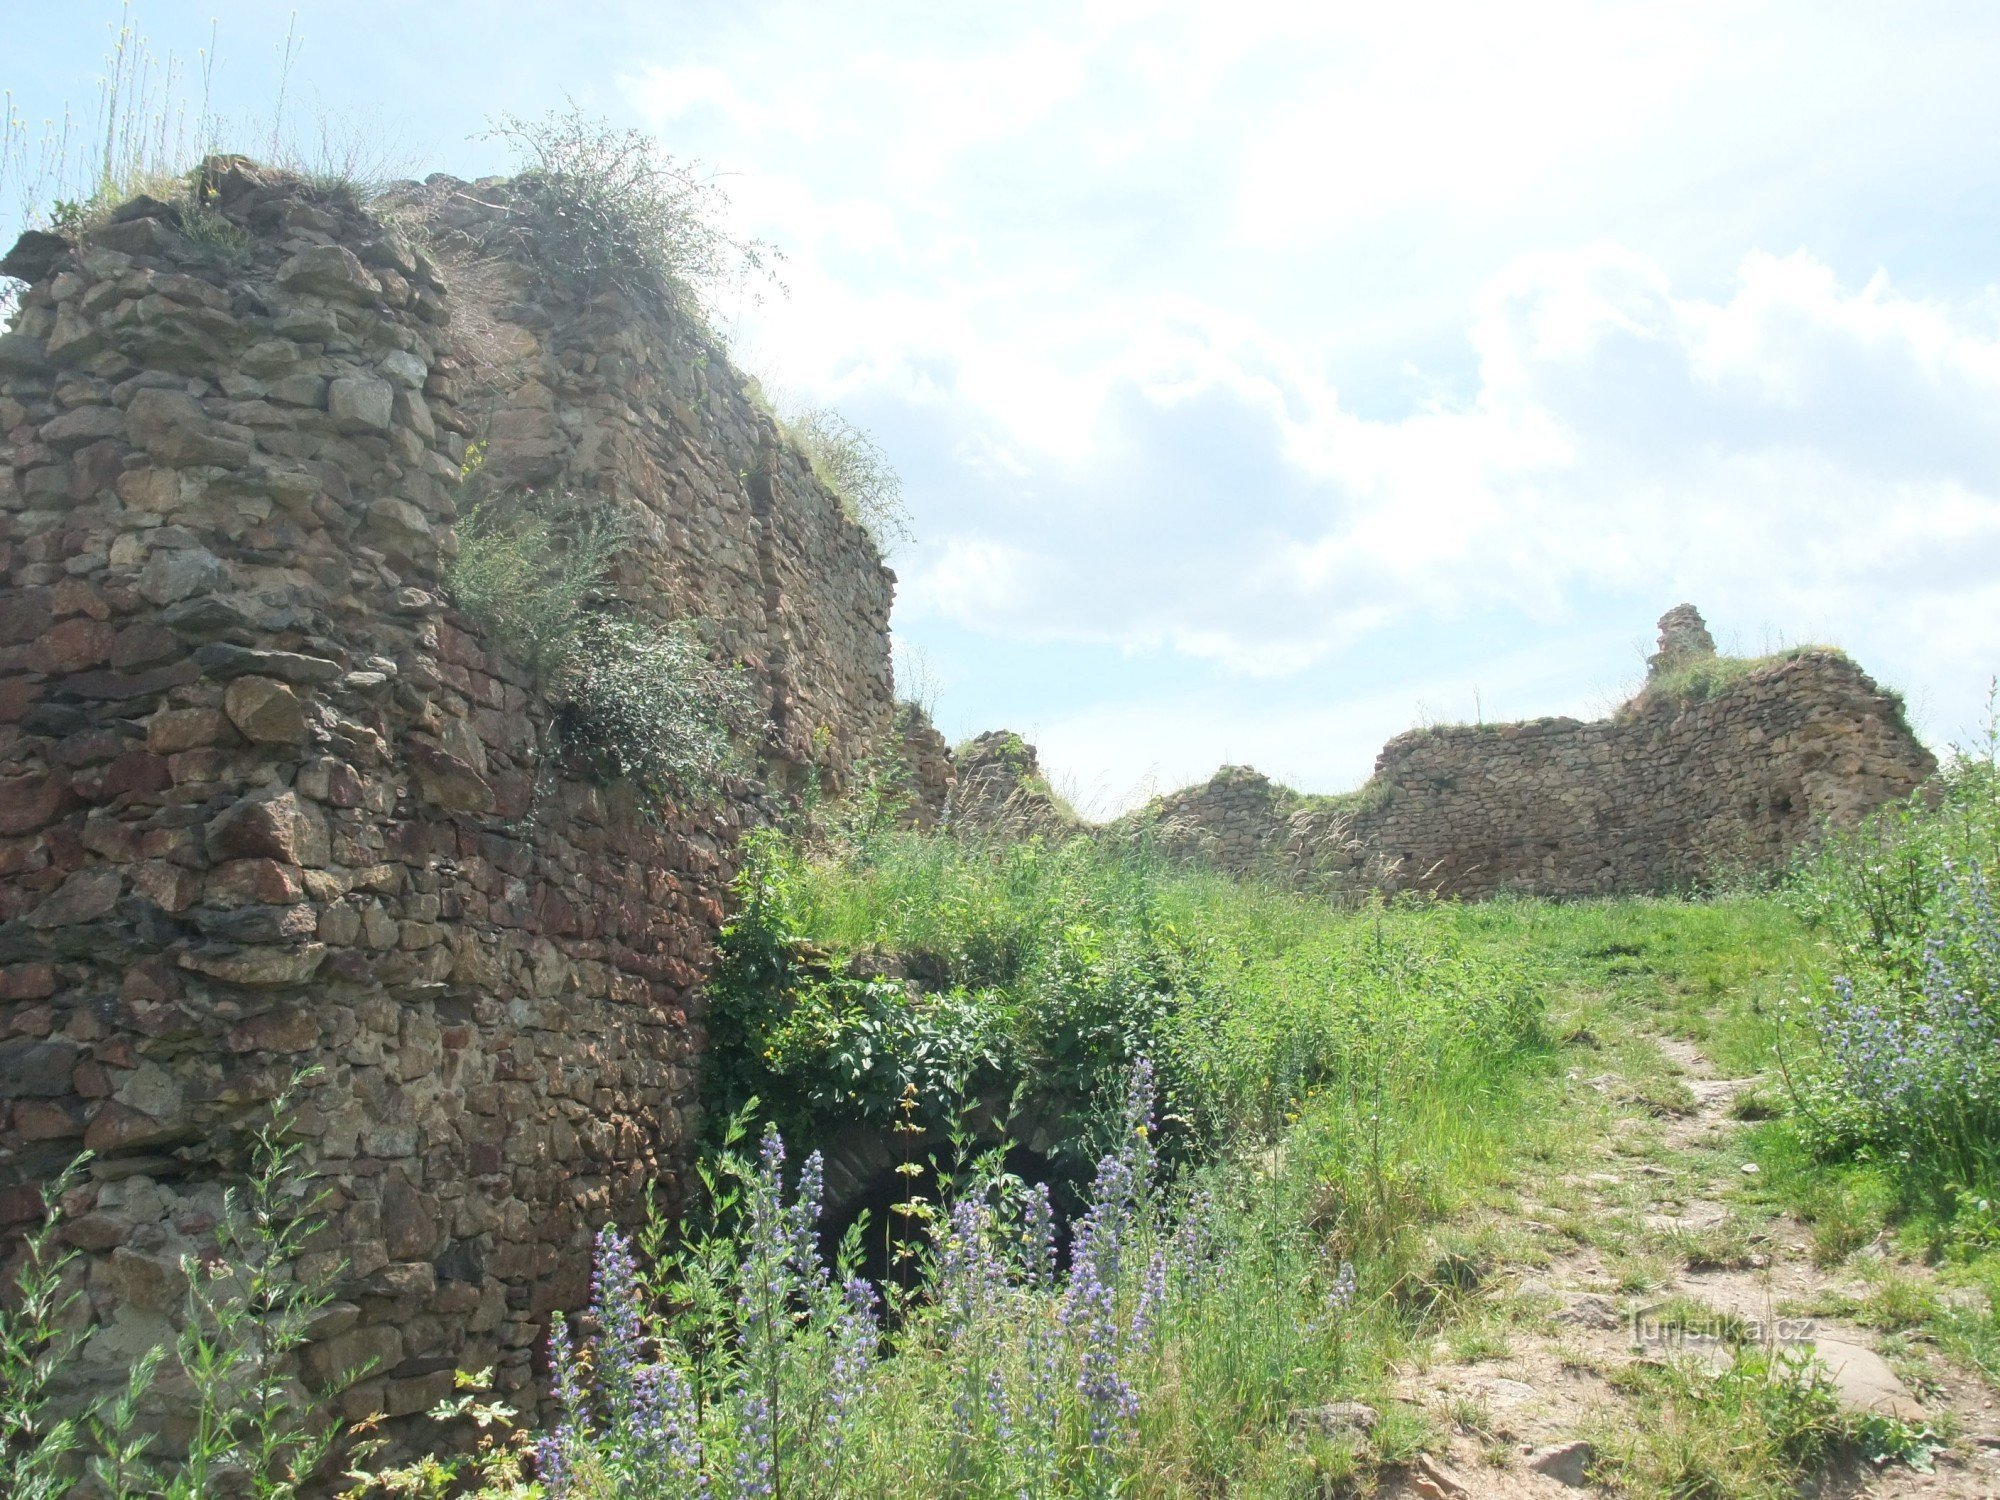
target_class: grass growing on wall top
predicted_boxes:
[1637,644,1845,707]
[1,9,400,258]
[483,102,776,325]
[781,405,911,553]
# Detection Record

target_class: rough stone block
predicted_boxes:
[125,388,250,468]
[205,791,326,866]
[330,375,395,434]
[179,942,327,987]
[276,244,380,303]
[224,675,309,745]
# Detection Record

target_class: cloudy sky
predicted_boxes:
[10,2,2000,812]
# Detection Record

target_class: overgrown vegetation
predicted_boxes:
[483,103,776,322]
[1779,684,2000,1225]
[707,826,1546,1177]
[12,765,1991,1495]
[783,406,911,550]
[363,974,1549,1498]
[446,485,762,811]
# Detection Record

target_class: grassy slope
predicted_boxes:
[704,825,1997,1495]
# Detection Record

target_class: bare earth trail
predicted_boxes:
[1378,1025,2000,1498]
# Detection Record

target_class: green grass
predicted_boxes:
[1604,1345,1929,1500]
[1633,645,1844,709]
[1441,893,1818,1074]
[23,761,1996,1494]
[708,828,1549,1177]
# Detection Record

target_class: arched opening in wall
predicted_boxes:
[826,1142,1073,1299]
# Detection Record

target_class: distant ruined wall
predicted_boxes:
[891,701,954,831]
[945,729,1081,841]
[1113,610,1936,897]
[0,158,893,1448]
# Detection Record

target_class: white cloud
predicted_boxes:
[611,2,2000,797]
[887,246,2000,739]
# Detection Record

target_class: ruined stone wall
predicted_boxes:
[0,159,894,1445]
[1111,618,1935,898]
[945,729,1081,841]
[1344,648,1932,898]
[402,172,895,782]
[891,701,954,831]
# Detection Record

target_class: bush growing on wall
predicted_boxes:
[784,406,911,551]
[484,103,777,321]
[447,489,763,811]
[551,615,762,807]
[449,489,623,676]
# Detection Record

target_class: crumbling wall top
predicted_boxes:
[1647,602,1719,678]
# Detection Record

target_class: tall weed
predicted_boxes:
[1783,682,2000,1219]
[0,1079,347,1497]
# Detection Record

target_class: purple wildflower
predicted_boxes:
[1811,858,1999,1167]
[589,1224,644,1409]
[729,1392,775,1500]
[1023,1181,1057,1290]
[536,1313,586,1495]
[1063,1153,1140,1452]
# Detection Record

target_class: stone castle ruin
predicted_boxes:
[0,158,1936,1460]
[951,610,1935,899]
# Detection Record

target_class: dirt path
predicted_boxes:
[1378,1029,2000,1497]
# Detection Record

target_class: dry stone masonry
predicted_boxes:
[0,159,895,1447]
[890,701,955,831]
[1108,607,1934,897]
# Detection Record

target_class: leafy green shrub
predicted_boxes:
[784,406,910,549]
[550,615,761,806]
[445,489,763,811]
[1780,684,1999,1218]
[705,823,1547,1184]
[1787,685,1997,989]
[483,103,776,319]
